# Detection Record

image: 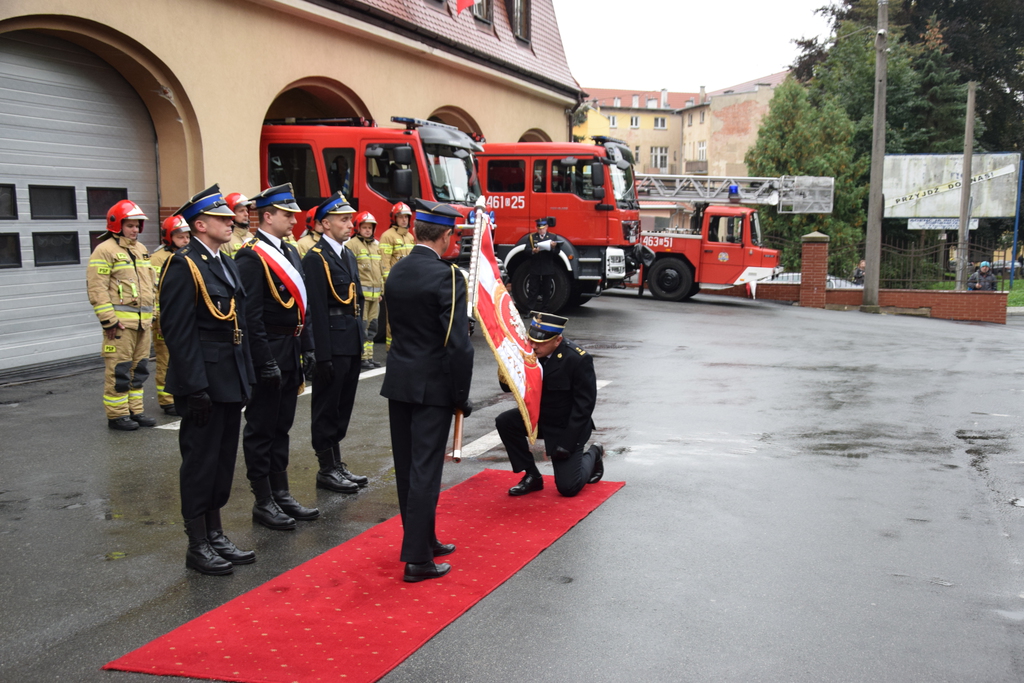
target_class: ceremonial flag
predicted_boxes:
[456,0,475,14]
[471,208,542,443]
[250,240,308,324]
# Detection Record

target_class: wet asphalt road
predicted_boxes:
[2,292,1024,682]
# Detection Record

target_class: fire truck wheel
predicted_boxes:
[511,264,571,314]
[647,257,693,302]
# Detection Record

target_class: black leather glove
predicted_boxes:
[458,398,474,418]
[301,351,316,382]
[258,360,282,389]
[468,318,476,336]
[187,391,213,427]
[315,360,334,385]
[552,446,572,462]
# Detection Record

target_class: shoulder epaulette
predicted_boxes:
[575,346,587,355]
[311,247,322,253]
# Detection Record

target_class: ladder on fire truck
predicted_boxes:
[635,174,835,213]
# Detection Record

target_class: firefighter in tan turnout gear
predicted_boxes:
[222,192,254,258]
[149,215,191,415]
[86,199,158,430]
[296,208,322,258]
[379,202,415,348]
[346,211,384,369]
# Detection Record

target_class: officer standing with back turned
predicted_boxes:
[160,185,256,576]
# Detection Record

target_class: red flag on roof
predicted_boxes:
[456,0,475,14]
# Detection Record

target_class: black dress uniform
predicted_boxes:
[496,314,603,497]
[525,220,565,312]
[159,185,257,575]
[380,201,473,580]
[302,192,367,493]
[235,193,318,529]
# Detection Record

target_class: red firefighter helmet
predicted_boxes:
[106,200,148,234]
[161,215,190,246]
[389,202,412,225]
[224,192,252,213]
[354,211,377,229]
[292,208,316,241]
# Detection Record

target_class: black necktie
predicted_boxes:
[209,255,233,287]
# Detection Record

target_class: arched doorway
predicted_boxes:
[265,78,371,121]
[518,128,553,143]
[427,106,484,139]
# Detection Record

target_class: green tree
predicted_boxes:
[746,78,868,275]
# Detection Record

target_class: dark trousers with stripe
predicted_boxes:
[175,398,242,520]
[242,369,301,481]
[388,400,452,563]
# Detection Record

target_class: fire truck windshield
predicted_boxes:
[610,163,636,205]
[750,210,763,247]
[423,143,481,204]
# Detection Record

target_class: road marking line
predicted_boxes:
[157,366,389,429]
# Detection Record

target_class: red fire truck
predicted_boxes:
[260,116,482,261]
[634,174,835,300]
[476,136,643,311]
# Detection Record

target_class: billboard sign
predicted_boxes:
[883,153,1020,218]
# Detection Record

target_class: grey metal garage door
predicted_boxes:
[0,30,159,373]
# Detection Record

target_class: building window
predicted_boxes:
[29,185,76,220]
[32,231,80,266]
[472,0,492,22]
[651,147,668,171]
[688,113,693,127]
[630,115,639,128]
[634,146,641,161]
[0,233,21,268]
[86,187,128,220]
[654,117,666,129]
[698,141,707,161]
[0,185,16,219]
[510,0,529,40]
[608,115,617,128]
[613,97,620,107]
[700,110,705,124]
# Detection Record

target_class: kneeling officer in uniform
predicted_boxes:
[496,313,604,497]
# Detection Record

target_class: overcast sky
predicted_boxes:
[550,0,834,93]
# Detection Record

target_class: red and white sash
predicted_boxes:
[251,239,308,323]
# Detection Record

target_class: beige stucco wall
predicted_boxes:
[680,103,710,171]
[708,86,774,177]
[578,108,681,174]
[0,0,574,208]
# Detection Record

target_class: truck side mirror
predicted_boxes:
[592,187,606,201]
[591,161,605,188]
[392,145,414,165]
[392,168,413,198]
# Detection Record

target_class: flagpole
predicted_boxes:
[451,196,488,463]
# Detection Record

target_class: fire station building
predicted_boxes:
[0,0,580,372]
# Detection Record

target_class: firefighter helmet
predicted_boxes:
[355,211,377,228]
[106,200,148,234]
[161,214,190,246]
[224,193,252,213]
[389,202,412,225]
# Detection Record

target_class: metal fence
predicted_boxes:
[762,234,1019,291]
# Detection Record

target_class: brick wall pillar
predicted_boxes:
[800,231,830,309]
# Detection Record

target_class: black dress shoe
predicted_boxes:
[250,478,296,530]
[587,443,605,484]
[130,413,157,427]
[403,561,451,583]
[432,541,456,557]
[371,360,383,368]
[336,462,369,487]
[509,472,544,496]
[162,403,178,416]
[208,529,256,565]
[108,416,139,431]
[360,359,374,370]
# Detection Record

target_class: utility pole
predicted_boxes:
[862,0,888,309]
[955,81,977,291]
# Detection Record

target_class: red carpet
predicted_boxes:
[104,469,624,683]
